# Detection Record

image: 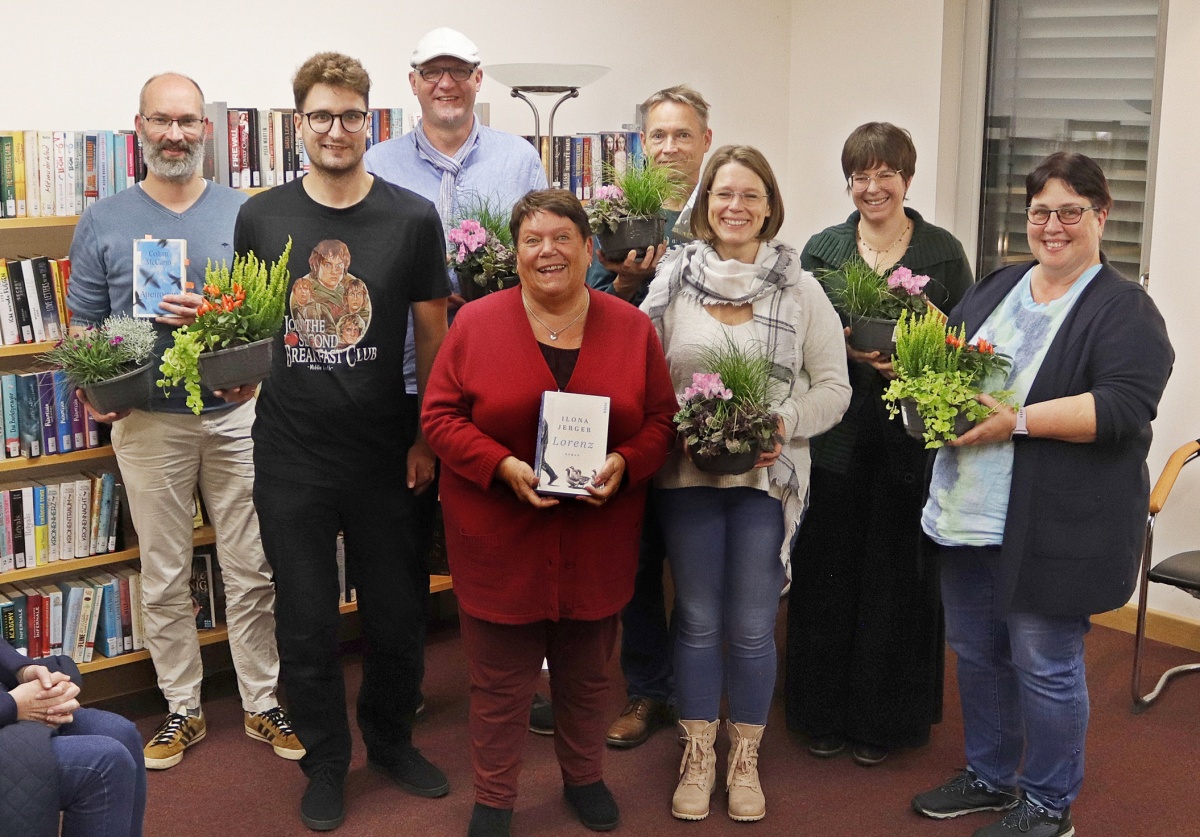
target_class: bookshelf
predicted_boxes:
[1,212,454,702]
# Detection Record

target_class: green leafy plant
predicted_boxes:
[674,336,782,458]
[39,315,157,385]
[882,308,1015,448]
[821,256,930,320]
[588,157,684,234]
[448,196,516,300]
[158,238,292,414]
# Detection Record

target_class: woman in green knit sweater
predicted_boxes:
[784,122,973,766]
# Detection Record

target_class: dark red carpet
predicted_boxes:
[112,603,1200,836]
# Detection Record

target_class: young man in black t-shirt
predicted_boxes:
[229,51,450,833]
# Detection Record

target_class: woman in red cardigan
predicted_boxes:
[423,189,679,837]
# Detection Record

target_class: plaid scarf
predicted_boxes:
[644,239,803,500]
[412,118,481,227]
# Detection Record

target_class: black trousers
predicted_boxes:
[254,470,427,778]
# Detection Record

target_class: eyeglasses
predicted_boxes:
[140,114,207,135]
[300,110,369,134]
[414,65,477,83]
[1026,206,1098,225]
[848,169,903,192]
[708,190,768,207]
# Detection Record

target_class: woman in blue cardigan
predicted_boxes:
[911,152,1173,837]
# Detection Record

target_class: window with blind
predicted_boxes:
[977,0,1162,281]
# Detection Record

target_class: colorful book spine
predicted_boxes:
[69,391,86,451]
[31,482,48,566]
[95,472,115,555]
[36,371,57,456]
[52,370,73,453]
[18,259,47,343]
[2,374,19,457]
[15,372,42,458]
[0,259,22,346]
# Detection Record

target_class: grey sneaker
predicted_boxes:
[973,800,1074,837]
[912,769,1019,819]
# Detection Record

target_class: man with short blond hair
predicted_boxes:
[68,72,302,772]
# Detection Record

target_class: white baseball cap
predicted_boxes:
[411,28,480,67]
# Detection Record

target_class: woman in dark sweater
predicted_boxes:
[785,122,972,766]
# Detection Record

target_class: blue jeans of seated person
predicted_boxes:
[55,707,147,837]
[660,487,785,725]
[940,545,1089,815]
[619,487,674,704]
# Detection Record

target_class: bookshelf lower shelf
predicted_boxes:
[77,574,453,675]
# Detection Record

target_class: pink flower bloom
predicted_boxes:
[683,372,732,402]
[887,265,931,296]
[596,184,625,202]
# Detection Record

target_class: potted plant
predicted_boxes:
[674,338,781,475]
[158,239,292,415]
[821,257,931,354]
[881,308,1015,448]
[588,157,683,261]
[39,315,158,414]
[447,197,517,303]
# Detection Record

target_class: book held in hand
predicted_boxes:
[533,391,610,498]
[132,237,186,318]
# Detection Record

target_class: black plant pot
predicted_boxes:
[456,267,518,303]
[197,338,274,391]
[597,216,666,262]
[899,398,974,442]
[848,315,898,355]
[687,441,759,476]
[82,363,153,414]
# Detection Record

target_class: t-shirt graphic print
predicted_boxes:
[283,238,375,369]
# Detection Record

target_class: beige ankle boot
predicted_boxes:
[726,721,766,821]
[672,719,719,820]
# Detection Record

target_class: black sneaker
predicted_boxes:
[300,770,345,832]
[807,733,846,759]
[368,746,450,798]
[852,742,890,767]
[563,780,620,832]
[529,693,554,735]
[912,769,1020,819]
[468,803,514,837]
[973,800,1074,837]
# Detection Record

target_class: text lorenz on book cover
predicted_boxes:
[534,391,611,497]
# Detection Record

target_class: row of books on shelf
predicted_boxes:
[203,103,408,190]
[2,368,105,460]
[531,131,647,201]
[0,564,142,662]
[0,255,70,345]
[0,130,146,219]
[0,471,123,573]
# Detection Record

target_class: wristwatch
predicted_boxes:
[1011,407,1029,438]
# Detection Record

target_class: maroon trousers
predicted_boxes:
[458,611,619,808]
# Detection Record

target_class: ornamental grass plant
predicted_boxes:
[587,157,684,235]
[822,256,930,320]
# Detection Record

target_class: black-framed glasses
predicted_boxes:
[140,114,207,135]
[1026,206,1098,225]
[299,110,369,134]
[848,169,903,192]
[414,65,477,83]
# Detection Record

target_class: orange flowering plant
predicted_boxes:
[881,308,1015,447]
[158,238,292,414]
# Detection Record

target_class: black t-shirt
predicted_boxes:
[233,177,449,487]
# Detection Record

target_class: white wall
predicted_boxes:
[1140,0,1200,620]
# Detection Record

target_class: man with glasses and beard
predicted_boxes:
[67,73,303,771]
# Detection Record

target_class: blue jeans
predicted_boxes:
[55,708,147,837]
[940,546,1089,814]
[660,487,785,725]
[619,488,674,703]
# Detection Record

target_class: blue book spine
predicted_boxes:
[1,373,18,458]
[94,577,121,657]
[51,370,73,453]
[15,372,41,458]
[36,371,57,455]
[68,390,86,450]
[96,472,115,555]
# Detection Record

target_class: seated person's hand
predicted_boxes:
[212,383,259,404]
[599,243,667,300]
[75,388,131,423]
[12,665,82,727]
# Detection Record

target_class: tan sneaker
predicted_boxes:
[144,712,206,769]
[245,706,306,760]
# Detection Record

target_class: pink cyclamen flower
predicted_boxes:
[683,372,733,402]
[887,265,931,296]
[596,184,625,202]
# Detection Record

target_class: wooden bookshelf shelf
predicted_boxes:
[0,216,80,231]
[0,444,117,474]
[76,579,453,675]
[0,340,58,360]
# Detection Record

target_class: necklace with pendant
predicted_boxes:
[523,291,590,341]
[858,219,912,256]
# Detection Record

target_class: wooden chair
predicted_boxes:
[1131,438,1200,712]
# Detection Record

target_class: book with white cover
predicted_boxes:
[132,238,186,318]
[533,391,610,497]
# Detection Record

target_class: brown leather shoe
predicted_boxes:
[605,697,672,749]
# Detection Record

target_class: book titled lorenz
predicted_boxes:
[132,237,186,318]
[533,391,610,497]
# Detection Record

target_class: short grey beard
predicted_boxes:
[141,134,204,182]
